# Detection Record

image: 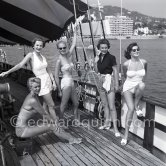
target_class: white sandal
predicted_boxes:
[115,132,121,137]
[121,138,127,146]
[136,109,143,117]
[99,125,111,130]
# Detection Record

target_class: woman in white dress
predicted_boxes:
[0,38,57,121]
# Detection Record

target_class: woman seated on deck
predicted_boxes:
[121,42,147,145]
[54,26,79,124]
[15,77,82,144]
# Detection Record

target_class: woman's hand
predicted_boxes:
[52,82,57,91]
[58,90,62,98]
[0,71,8,77]
[94,55,99,63]
[43,114,52,122]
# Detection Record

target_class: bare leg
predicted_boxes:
[70,86,79,121]
[53,128,82,144]
[99,91,111,128]
[123,91,135,141]
[60,87,72,119]
[107,92,120,135]
[43,102,48,113]
[42,93,57,121]
[134,82,145,110]
[20,124,54,138]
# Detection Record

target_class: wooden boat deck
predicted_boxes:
[4,78,166,166]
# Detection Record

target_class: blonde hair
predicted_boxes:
[27,77,41,91]
[56,40,67,49]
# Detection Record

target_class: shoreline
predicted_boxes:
[79,35,166,40]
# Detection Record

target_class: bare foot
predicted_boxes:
[69,138,82,144]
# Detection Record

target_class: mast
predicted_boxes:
[79,22,87,62]
[97,0,105,39]
[119,0,123,83]
[86,0,96,57]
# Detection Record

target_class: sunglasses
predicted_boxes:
[132,48,140,52]
[58,47,66,50]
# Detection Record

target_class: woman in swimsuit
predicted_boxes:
[121,42,147,145]
[0,38,57,121]
[15,77,82,144]
[55,28,79,123]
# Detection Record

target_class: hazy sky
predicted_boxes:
[87,0,166,18]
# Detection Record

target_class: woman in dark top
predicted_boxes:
[95,39,120,137]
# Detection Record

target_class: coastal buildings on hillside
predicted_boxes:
[78,15,163,39]
[78,15,134,38]
[104,16,133,36]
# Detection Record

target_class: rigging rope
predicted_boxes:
[72,0,102,93]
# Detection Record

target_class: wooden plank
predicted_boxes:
[49,132,91,166]
[88,126,153,166]
[56,142,76,157]
[19,155,37,166]
[70,127,130,166]
[73,135,113,166]
[71,156,86,166]
[70,142,98,164]
[94,163,103,166]
[63,129,113,166]
[66,143,94,166]
[78,126,144,166]
[35,136,61,166]
[72,127,139,166]
[40,134,70,166]
[67,115,152,166]
[90,125,162,166]
[33,140,54,166]
[30,139,46,166]
[31,153,45,166]
[49,131,94,166]
[47,133,78,166]
[131,143,166,166]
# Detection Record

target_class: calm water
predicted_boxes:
[1,38,166,102]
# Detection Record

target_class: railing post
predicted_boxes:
[143,102,155,151]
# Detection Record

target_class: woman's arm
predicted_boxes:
[112,65,119,91]
[143,60,148,82]
[54,59,62,96]
[31,97,47,115]
[69,28,77,55]
[122,62,128,84]
[0,52,32,77]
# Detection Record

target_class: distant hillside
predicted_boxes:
[90,5,166,21]
[81,5,166,33]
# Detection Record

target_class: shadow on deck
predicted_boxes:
[3,78,166,166]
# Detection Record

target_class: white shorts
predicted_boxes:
[61,77,74,90]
